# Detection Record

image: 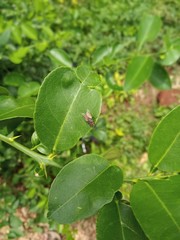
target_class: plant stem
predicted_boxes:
[0,133,61,168]
[124,173,177,183]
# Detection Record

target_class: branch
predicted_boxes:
[0,133,61,168]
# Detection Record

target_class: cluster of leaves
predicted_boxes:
[0,0,180,239]
[1,63,180,239]
[0,0,179,125]
[33,66,180,239]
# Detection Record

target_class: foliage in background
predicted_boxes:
[0,0,180,239]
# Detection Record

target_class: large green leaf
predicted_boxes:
[149,63,171,90]
[96,197,147,240]
[48,154,123,224]
[130,175,180,240]
[137,14,162,50]
[34,67,102,152]
[148,106,180,171]
[0,96,35,120]
[124,56,154,91]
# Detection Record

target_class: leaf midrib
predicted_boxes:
[145,181,180,231]
[125,57,150,90]
[0,103,34,119]
[116,201,125,240]
[53,81,82,151]
[154,131,180,168]
[138,17,155,50]
[116,202,143,238]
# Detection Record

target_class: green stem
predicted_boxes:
[0,133,61,168]
[124,173,177,183]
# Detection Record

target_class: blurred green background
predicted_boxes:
[0,0,179,239]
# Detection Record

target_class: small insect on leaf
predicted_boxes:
[82,110,95,127]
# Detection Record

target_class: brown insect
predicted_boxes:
[82,110,95,127]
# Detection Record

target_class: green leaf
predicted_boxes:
[76,64,100,87]
[130,175,180,240]
[161,38,180,65]
[9,47,29,64]
[0,87,9,95]
[124,56,154,91]
[41,26,54,39]
[9,215,22,228]
[35,41,48,52]
[32,0,44,12]
[11,26,22,44]
[17,81,40,97]
[3,72,25,87]
[8,228,23,238]
[21,22,38,40]
[91,45,112,65]
[0,118,22,135]
[161,49,180,66]
[49,49,72,67]
[148,106,180,171]
[137,14,162,50]
[106,72,123,91]
[48,154,123,224]
[0,96,35,120]
[97,198,147,240]
[111,43,125,56]
[149,63,171,89]
[0,29,11,46]
[34,67,101,152]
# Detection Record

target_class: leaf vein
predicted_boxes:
[145,182,180,231]
[154,132,180,168]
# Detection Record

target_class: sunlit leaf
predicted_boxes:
[35,41,48,52]
[124,56,154,91]
[137,14,162,50]
[148,106,180,171]
[9,47,29,64]
[11,26,22,44]
[21,22,38,40]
